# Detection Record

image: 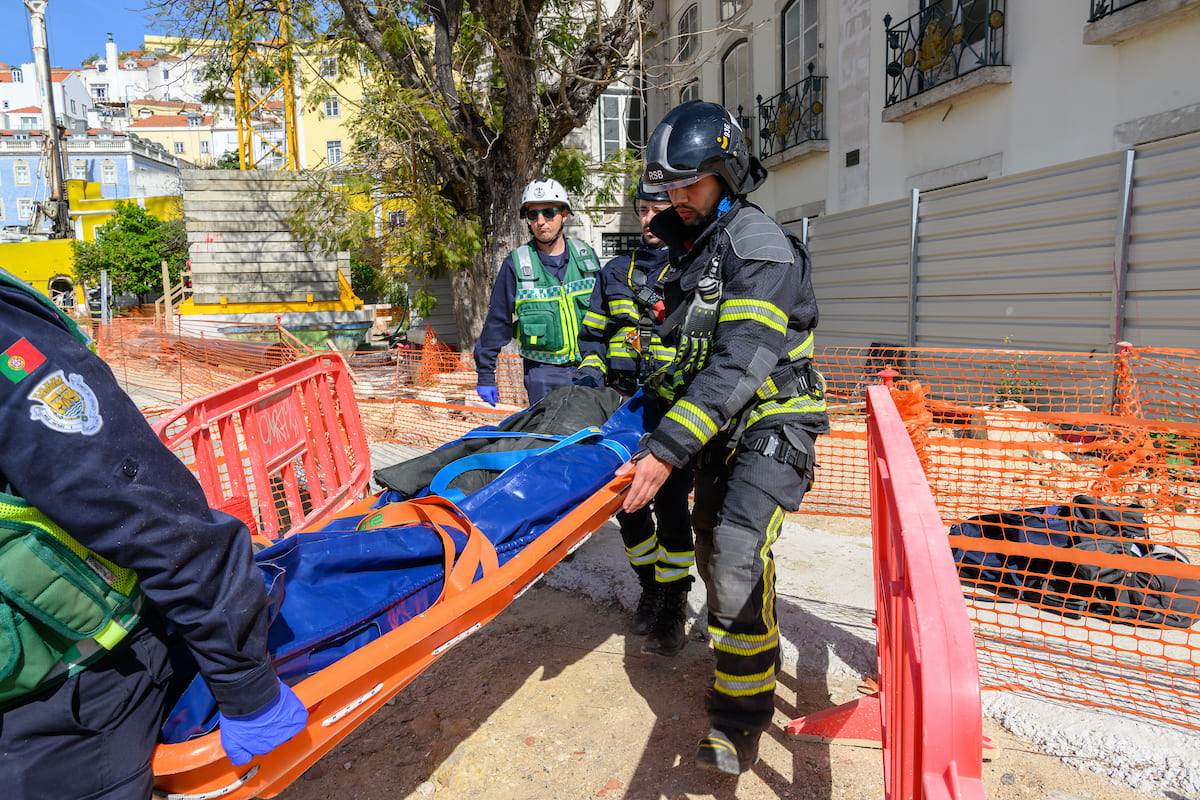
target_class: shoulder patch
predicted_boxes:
[2,337,46,384]
[725,209,795,264]
[27,370,104,436]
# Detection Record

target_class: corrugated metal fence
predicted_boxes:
[807,131,1200,353]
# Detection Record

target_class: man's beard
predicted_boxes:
[682,204,721,230]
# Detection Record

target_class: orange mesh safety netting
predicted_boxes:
[94,318,1200,733]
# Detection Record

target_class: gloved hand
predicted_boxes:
[475,385,499,406]
[219,679,308,766]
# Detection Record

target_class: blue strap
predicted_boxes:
[430,428,603,503]
[459,430,564,442]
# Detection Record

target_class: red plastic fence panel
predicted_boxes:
[152,353,372,540]
[789,385,985,800]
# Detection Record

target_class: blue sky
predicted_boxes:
[3,1,156,69]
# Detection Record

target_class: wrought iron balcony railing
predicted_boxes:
[884,0,1007,108]
[1089,0,1151,22]
[755,66,826,159]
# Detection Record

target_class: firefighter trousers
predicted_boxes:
[617,462,695,584]
[692,423,816,733]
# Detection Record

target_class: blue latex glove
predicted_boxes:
[476,385,499,406]
[219,679,308,766]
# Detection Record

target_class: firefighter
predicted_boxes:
[575,179,695,657]
[619,101,830,774]
[473,177,602,406]
[0,268,306,799]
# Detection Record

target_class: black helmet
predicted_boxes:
[633,177,670,205]
[642,100,767,195]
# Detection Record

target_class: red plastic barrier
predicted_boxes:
[788,385,985,800]
[153,353,371,540]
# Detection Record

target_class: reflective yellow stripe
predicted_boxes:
[709,625,779,656]
[787,332,815,360]
[626,535,658,567]
[713,665,776,697]
[745,396,827,427]
[610,299,638,315]
[581,311,607,330]
[665,400,718,442]
[580,354,606,371]
[718,299,787,334]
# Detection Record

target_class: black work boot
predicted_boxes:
[642,577,691,656]
[695,727,761,774]
[630,574,663,636]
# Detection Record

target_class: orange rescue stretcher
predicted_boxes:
[149,354,638,799]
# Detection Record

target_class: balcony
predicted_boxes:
[882,0,1010,123]
[1084,0,1200,44]
[755,66,828,163]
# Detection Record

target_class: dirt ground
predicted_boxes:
[275,584,1164,800]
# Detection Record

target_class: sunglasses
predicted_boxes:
[522,207,566,222]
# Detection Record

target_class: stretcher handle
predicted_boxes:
[355,496,499,600]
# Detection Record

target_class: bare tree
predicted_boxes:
[149,0,655,346]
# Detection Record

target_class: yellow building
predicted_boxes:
[296,51,364,172]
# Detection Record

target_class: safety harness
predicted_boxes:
[0,270,143,708]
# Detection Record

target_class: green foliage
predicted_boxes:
[211,150,241,170]
[81,53,100,66]
[71,203,188,297]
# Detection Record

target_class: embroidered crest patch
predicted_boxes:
[27,370,103,436]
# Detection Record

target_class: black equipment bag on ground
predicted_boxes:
[951,495,1200,628]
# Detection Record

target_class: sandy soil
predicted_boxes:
[275,583,1163,800]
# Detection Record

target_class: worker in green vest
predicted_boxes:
[0,269,306,799]
[473,177,601,406]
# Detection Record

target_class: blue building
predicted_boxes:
[0,127,183,238]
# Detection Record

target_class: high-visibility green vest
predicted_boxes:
[0,269,143,708]
[511,239,600,365]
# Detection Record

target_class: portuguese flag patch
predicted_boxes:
[2,337,46,384]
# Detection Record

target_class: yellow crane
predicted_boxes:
[230,0,301,170]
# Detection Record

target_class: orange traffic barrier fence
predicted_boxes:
[97,317,1200,732]
[789,385,985,800]
[151,353,372,540]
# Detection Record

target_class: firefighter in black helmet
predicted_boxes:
[575,178,695,657]
[619,101,830,774]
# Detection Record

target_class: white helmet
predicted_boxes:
[521,177,571,211]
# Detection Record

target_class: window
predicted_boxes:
[921,0,987,46]
[163,68,169,80]
[783,0,820,89]
[324,96,340,118]
[174,142,185,154]
[101,160,116,184]
[598,91,645,160]
[71,99,77,114]
[93,84,108,100]
[187,114,201,128]
[359,59,372,77]
[326,140,342,165]
[680,81,701,104]
[722,40,752,121]
[97,62,106,72]
[200,140,210,154]
[17,199,34,220]
[124,59,138,69]
[14,132,29,141]
[19,116,39,130]
[72,160,88,180]
[10,68,22,82]
[720,0,743,21]
[678,4,698,60]
[602,232,642,258]
[387,210,408,229]
[320,57,338,78]
[14,161,31,186]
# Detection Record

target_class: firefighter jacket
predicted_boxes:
[576,243,675,393]
[0,272,280,717]
[643,198,830,469]
[473,238,600,384]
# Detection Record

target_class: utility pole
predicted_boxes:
[24,0,73,239]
